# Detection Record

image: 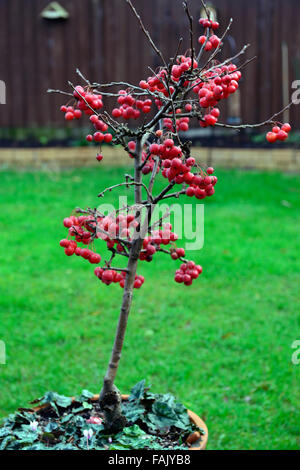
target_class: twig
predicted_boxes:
[76,68,91,85]
[47,89,73,97]
[102,266,129,273]
[199,18,233,73]
[92,80,170,101]
[67,81,115,131]
[158,189,187,201]
[148,157,160,199]
[233,56,257,73]
[98,181,153,202]
[183,2,195,70]
[186,43,251,96]
[96,225,132,247]
[138,151,152,171]
[125,0,167,67]
[149,207,174,230]
[205,44,250,74]
[156,247,188,264]
[153,182,176,204]
[200,0,211,20]
[215,100,295,130]
[170,37,184,68]
[196,27,210,63]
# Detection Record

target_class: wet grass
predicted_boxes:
[0,167,299,449]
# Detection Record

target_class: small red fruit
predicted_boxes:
[277,130,288,141]
[186,187,195,197]
[65,112,74,121]
[281,123,291,133]
[266,132,277,143]
[198,35,207,45]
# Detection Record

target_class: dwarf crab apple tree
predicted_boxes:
[50,0,293,432]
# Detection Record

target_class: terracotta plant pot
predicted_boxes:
[33,393,208,450]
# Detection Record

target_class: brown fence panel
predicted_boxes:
[0,0,299,130]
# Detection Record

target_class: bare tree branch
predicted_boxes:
[125,0,167,67]
[216,100,295,130]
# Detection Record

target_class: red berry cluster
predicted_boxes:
[141,152,160,175]
[144,137,218,199]
[266,123,291,143]
[60,212,202,288]
[198,33,221,51]
[138,55,197,99]
[60,105,83,121]
[171,247,186,260]
[150,138,182,160]
[97,214,138,247]
[63,215,94,244]
[198,17,220,52]
[60,210,202,288]
[177,116,190,132]
[59,238,77,256]
[86,114,113,143]
[140,225,179,262]
[74,86,103,115]
[112,90,152,120]
[60,86,104,121]
[194,64,241,124]
[199,17,220,30]
[161,155,194,184]
[163,112,190,133]
[175,262,203,286]
[60,239,101,264]
[139,69,173,97]
[200,107,220,127]
[94,268,145,289]
[60,213,149,288]
[171,56,198,83]
[185,169,217,199]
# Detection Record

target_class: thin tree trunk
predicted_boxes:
[99,241,144,431]
[99,138,152,432]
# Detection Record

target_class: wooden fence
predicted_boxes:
[0,0,299,129]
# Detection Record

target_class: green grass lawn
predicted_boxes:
[0,166,299,450]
